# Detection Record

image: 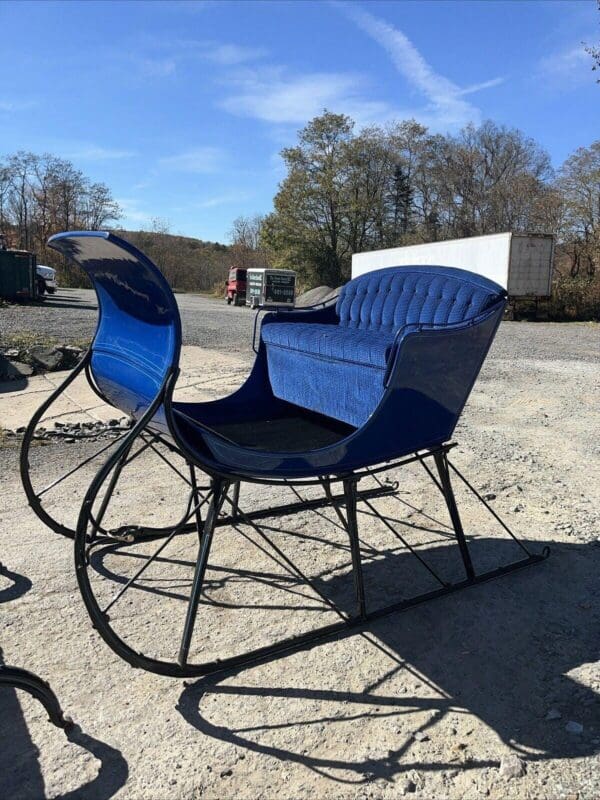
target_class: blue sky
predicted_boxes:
[1,0,598,242]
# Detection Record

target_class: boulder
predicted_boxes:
[295,286,340,308]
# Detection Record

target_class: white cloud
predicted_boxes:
[537,45,592,87]
[339,3,503,128]
[458,77,506,97]
[204,43,267,66]
[159,147,225,173]
[64,145,137,161]
[137,57,177,78]
[129,37,266,76]
[195,191,252,209]
[217,6,504,132]
[116,197,155,226]
[219,65,393,126]
[0,99,38,112]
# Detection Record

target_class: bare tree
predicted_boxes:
[229,213,268,269]
[557,141,600,276]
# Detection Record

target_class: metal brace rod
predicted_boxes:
[178,479,229,666]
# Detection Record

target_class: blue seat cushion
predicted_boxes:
[261,323,395,369]
[262,323,392,428]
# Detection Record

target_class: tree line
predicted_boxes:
[1,115,598,318]
[0,152,234,290]
[260,113,599,295]
[0,152,120,272]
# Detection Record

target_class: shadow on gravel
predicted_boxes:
[40,295,97,311]
[177,537,599,785]
[0,563,128,800]
[0,562,32,603]
[0,711,129,800]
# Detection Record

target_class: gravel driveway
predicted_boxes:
[1,303,599,799]
[0,288,258,354]
[1,287,599,363]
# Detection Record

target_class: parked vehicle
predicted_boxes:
[0,247,38,301]
[352,232,554,318]
[225,267,247,305]
[36,264,57,295]
[246,268,296,309]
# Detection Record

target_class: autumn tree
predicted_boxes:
[557,141,600,276]
[262,112,558,287]
[0,151,120,275]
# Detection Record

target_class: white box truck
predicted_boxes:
[351,232,554,317]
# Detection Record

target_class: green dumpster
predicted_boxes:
[0,249,37,300]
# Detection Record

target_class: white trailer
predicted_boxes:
[246,268,296,309]
[351,233,554,303]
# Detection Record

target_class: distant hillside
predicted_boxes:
[58,229,233,293]
[117,229,232,293]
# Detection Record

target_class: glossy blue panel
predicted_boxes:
[48,231,181,417]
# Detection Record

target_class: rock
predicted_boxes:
[4,348,19,359]
[565,720,583,735]
[398,778,417,794]
[16,426,26,434]
[445,769,459,780]
[413,731,429,742]
[219,768,233,778]
[108,419,119,427]
[483,492,497,500]
[28,345,64,372]
[498,754,526,779]
[545,708,562,720]
[295,286,339,308]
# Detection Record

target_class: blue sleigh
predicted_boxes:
[21,231,548,676]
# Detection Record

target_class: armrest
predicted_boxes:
[261,299,338,327]
[383,301,506,388]
[254,299,339,352]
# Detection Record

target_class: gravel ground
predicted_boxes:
[1,287,599,362]
[0,288,257,354]
[0,301,599,799]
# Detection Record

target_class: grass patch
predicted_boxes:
[0,425,17,449]
[0,332,91,353]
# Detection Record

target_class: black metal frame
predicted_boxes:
[19,358,549,679]
[69,430,549,679]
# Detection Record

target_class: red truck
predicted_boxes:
[225,267,247,306]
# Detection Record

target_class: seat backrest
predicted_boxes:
[336,266,505,332]
[48,231,181,418]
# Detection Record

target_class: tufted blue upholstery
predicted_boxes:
[336,267,501,331]
[262,265,505,427]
